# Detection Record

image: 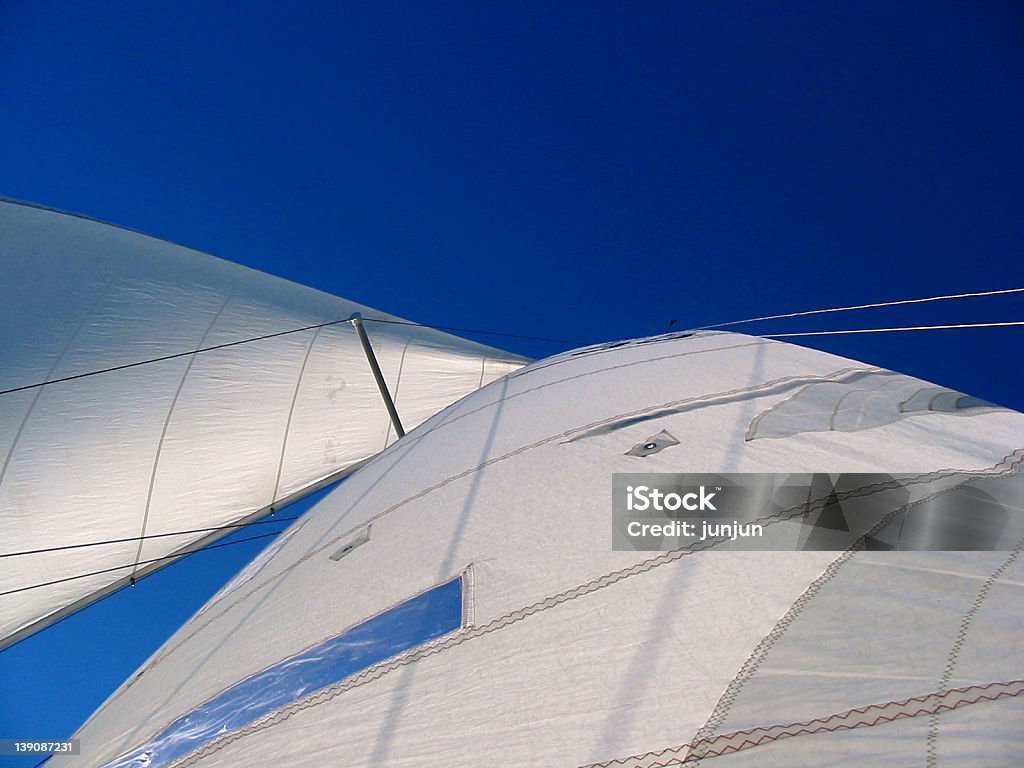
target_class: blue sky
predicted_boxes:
[0,1,1022,763]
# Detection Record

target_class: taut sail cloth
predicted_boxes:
[0,198,529,650]
[67,331,1024,767]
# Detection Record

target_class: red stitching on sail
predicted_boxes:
[580,679,1024,767]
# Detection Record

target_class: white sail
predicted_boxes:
[0,198,528,650]
[67,331,1024,767]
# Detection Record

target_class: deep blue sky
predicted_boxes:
[1,1,1022,762]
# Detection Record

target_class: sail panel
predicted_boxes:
[0,198,529,649]
[66,331,1024,767]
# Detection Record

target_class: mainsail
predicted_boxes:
[65,331,1024,767]
[0,198,528,649]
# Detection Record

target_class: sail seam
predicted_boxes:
[162,452,1024,767]
[402,340,772,447]
[270,326,325,505]
[271,365,889,566]
[137,352,1006,669]
[578,680,1024,768]
[927,538,1024,767]
[131,294,234,579]
[423,339,771,448]
[686,471,1023,758]
[565,366,884,443]
[0,276,115,491]
[142,354,864,663]
[137,340,778,663]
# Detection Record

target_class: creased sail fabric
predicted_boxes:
[69,332,1024,767]
[0,198,528,650]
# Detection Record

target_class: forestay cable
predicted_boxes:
[700,287,1024,330]
[760,320,1024,337]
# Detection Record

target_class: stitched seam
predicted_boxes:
[0,276,117,490]
[407,339,777,451]
[134,293,236,577]
[144,358,871,667]
[563,367,878,443]
[270,326,325,503]
[926,536,1024,767]
[112,568,472,767]
[579,680,1024,768]
[158,452,1023,766]
[687,451,1024,763]
[692,455,1024,751]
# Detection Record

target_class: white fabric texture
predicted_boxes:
[63,331,1024,767]
[0,199,527,648]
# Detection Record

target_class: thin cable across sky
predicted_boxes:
[698,287,1024,330]
[2,287,1021,398]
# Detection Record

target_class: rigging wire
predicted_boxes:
[10,318,1019,591]
[0,531,284,597]
[2,286,1020,398]
[0,515,299,559]
[698,287,1024,330]
[4,313,1022,600]
[0,317,581,398]
[758,320,1024,338]
[2,292,1021,576]
[0,317,355,396]
[361,317,587,346]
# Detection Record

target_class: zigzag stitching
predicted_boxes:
[926,534,1024,767]
[142,337,784,670]
[145,360,1007,676]
[689,448,1024,755]
[163,450,1024,767]
[580,680,1024,768]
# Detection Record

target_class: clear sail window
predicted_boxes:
[105,575,464,768]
